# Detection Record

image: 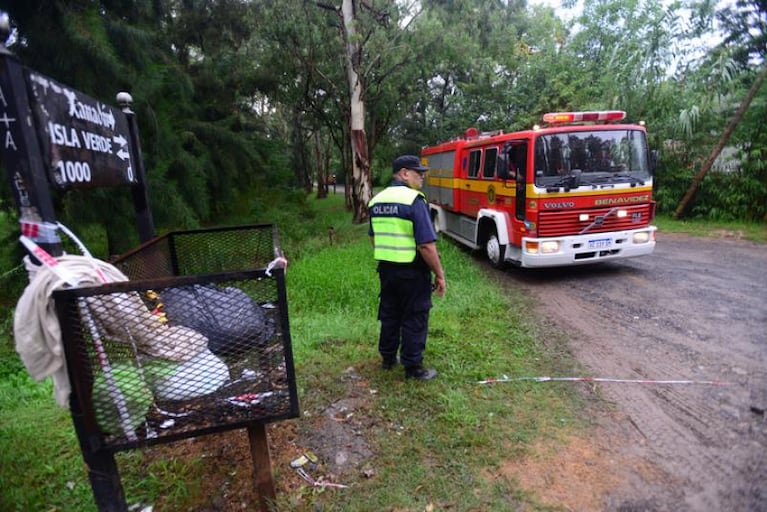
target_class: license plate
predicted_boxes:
[588,238,612,249]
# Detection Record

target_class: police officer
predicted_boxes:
[368,155,446,380]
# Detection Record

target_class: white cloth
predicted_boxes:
[14,255,122,406]
[152,349,230,401]
[14,255,208,407]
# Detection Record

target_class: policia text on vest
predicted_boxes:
[369,186,424,264]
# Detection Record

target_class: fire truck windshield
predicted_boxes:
[533,129,651,188]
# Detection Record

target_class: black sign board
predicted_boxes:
[26,70,136,189]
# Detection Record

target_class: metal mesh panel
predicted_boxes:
[111,236,175,280]
[54,225,298,451]
[170,225,279,275]
[112,224,278,280]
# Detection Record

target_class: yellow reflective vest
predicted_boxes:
[368,186,425,263]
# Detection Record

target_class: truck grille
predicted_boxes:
[538,204,651,237]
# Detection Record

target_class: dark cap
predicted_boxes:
[393,154,429,174]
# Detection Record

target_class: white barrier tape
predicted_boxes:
[19,233,138,441]
[19,236,78,286]
[477,375,731,386]
[55,222,109,284]
[19,220,60,243]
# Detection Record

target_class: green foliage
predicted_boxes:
[1,0,764,237]
[716,0,767,67]
[0,210,26,315]
[655,155,767,222]
[694,169,767,221]
[0,0,290,247]
[654,150,695,216]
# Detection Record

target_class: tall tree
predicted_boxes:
[317,0,410,223]
[673,63,767,217]
[261,0,429,222]
[568,0,684,117]
[671,0,767,218]
[405,0,532,144]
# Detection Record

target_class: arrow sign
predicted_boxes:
[26,70,137,189]
[113,133,127,147]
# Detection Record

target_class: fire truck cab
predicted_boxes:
[422,111,657,268]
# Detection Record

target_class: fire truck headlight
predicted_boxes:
[616,209,628,218]
[540,241,560,253]
[526,240,561,254]
[579,213,589,222]
[632,231,651,244]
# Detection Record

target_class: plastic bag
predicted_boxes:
[161,284,276,356]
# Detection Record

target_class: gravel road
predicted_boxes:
[497,232,767,511]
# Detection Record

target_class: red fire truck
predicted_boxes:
[421,111,657,268]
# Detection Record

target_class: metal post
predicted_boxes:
[247,423,277,512]
[117,91,155,243]
[0,13,62,256]
[56,294,129,512]
[69,395,129,512]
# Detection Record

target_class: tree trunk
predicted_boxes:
[342,0,372,224]
[291,106,313,193]
[673,64,767,219]
[314,130,328,199]
[342,126,353,210]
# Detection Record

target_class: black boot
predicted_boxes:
[382,355,399,370]
[405,366,438,380]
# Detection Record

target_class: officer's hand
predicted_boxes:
[433,275,446,297]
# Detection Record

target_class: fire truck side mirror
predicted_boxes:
[650,150,659,175]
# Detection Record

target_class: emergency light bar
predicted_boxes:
[542,111,626,124]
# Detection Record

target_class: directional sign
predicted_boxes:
[25,70,136,189]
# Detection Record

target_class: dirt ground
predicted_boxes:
[150,231,766,511]
[495,231,767,511]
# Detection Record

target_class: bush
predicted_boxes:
[654,153,767,221]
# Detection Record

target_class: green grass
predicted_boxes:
[277,231,577,511]
[1,193,579,511]
[1,194,763,511]
[0,357,93,511]
[654,213,767,243]
[0,345,197,511]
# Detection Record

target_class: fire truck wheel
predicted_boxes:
[485,230,506,269]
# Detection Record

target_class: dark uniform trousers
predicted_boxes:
[377,264,433,368]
